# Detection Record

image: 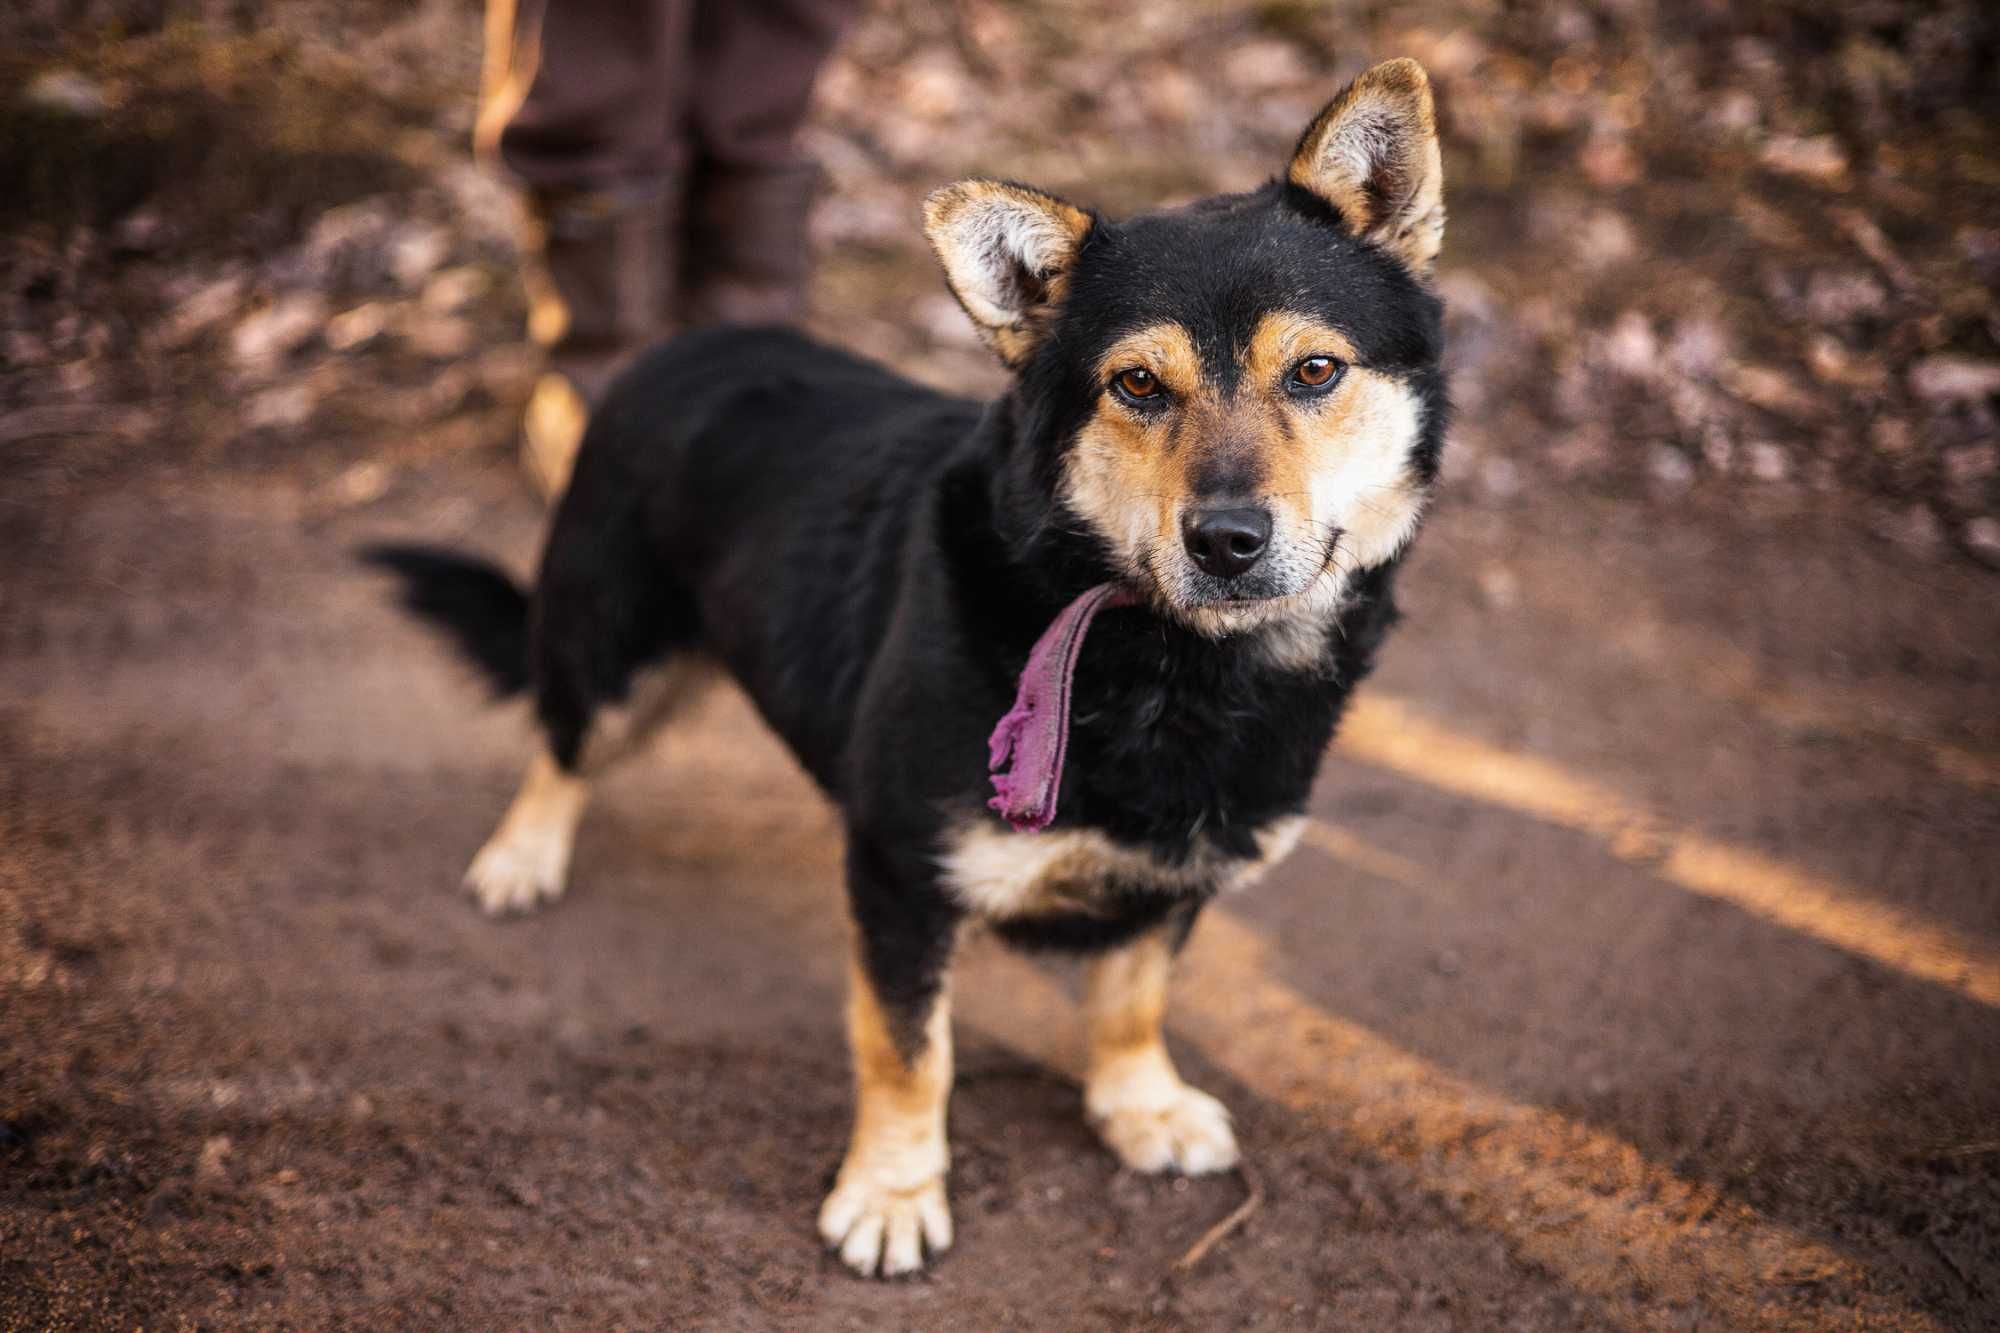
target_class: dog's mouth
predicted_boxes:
[1184,596,1284,623]
[1150,576,1327,636]
[1134,541,1353,640]
[1163,565,1309,612]
[1199,593,1282,609]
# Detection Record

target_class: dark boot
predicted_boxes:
[519,182,682,497]
[682,160,819,327]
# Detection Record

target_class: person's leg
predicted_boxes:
[479,0,690,194]
[682,0,861,325]
[478,0,695,496]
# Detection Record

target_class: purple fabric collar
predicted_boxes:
[986,582,1138,833]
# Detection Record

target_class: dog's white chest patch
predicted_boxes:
[937,816,1304,920]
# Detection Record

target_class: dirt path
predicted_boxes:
[6,0,1999,1324]
[3,445,1995,1330]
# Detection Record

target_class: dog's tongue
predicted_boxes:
[986,582,1139,833]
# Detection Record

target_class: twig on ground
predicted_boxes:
[1171,1161,1262,1274]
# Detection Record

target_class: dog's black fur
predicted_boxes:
[371,57,1449,1275]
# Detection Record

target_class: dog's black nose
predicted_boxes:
[1181,506,1272,579]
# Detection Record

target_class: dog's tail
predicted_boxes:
[360,543,531,697]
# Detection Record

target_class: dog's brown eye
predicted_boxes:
[1292,355,1342,389]
[1113,368,1160,401]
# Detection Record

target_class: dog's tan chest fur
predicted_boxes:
[937,816,1305,920]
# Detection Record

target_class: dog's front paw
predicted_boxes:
[1088,1076,1239,1176]
[818,1167,953,1278]
[462,829,569,916]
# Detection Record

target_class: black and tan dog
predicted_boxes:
[370,58,1448,1277]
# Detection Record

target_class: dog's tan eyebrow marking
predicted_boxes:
[1243,312,1360,388]
[1094,322,1203,392]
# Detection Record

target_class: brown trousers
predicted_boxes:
[477,0,859,192]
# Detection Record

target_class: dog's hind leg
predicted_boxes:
[462,447,709,914]
[1082,914,1239,1175]
[463,749,592,916]
[463,653,711,916]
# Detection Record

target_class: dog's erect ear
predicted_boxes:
[923,180,1094,368]
[1288,58,1445,275]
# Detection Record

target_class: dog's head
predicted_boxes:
[926,59,1447,643]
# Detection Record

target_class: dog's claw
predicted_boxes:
[819,1173,952,1277]
[1091,1082,1239,1176]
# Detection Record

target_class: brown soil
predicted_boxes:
[4,438,1997,1329]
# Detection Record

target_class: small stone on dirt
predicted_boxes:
[196,1135,233,1182]
[1804,270,1888,325]
[1650,444,1696,489]
[1746,441,1791,482]
[23,68,108,118]
[1963,517,2000,569]
[246,381,321,430]
[336,461,391,505]
[1604,312,1658,377]
[1727,364,1820,420]
[1575,209,1637,269]
[1910,357,2000,403]
[390,225,453,290]
[402,313,474,360]
[1761,134,1848,183]
[326,303,390,352]
[112,211,173,255]
[161,275,248,350]
[420,266,491,314]
[232,294,329,369]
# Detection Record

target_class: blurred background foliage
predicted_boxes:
[4,0,1998,561]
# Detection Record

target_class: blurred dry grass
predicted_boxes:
[3,0,1997,557]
